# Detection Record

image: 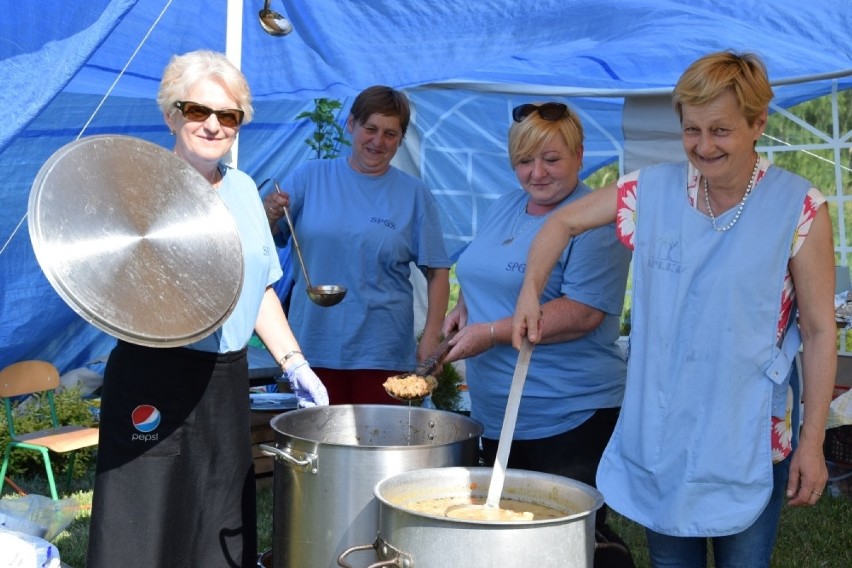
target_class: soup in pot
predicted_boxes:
[401,494,570,522]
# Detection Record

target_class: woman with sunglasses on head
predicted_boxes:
[441,101,634,566]
[86,50,327,568]
[262,86,451,405]
[513,52,836,568]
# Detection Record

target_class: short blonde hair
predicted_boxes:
[508,104,584,169]
[672,51,773,126]
[157,50,254,124]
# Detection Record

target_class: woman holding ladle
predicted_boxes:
[442,100,633,563]
[263,86,451,405]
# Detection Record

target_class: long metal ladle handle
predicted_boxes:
[275,182,314,291]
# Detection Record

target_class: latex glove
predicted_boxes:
[285,361,329,407]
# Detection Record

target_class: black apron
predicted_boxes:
[87,341,257,568]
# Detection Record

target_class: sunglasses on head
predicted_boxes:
[512,102,568,123]
[173,101,245,128]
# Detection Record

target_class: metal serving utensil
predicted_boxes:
[383,332,457,402]
[258,0,293,36]
[275,182,347,307]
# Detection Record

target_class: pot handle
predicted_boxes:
[337,543,399,568]
[594,529,633,557]
[259,443,318,474]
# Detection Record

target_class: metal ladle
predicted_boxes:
[258,0,293,36]
[276,183,347,307]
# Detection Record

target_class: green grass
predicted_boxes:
[3,473,850,567]
[607,496,852,568]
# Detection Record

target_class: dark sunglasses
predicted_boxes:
[173,101,245,128]
[512,102,568,123]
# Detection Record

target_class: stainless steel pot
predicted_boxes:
[260,405,483,568]
[339,467,603,568]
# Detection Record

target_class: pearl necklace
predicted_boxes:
[703,156,760,232]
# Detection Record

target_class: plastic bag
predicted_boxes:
[0,494,79,541]
[0,529,61,567]
[59,357,107,398]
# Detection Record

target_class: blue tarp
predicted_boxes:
[1,0,851,371]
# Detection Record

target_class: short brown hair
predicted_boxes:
[672,51,773,126]
[349,85,411,137]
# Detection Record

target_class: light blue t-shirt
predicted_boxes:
[273,157,450,369]
[456,184,631,439]
[187,166,282,353]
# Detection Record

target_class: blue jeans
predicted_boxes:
[645,456,790,568]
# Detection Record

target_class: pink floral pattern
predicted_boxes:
[616,171,640,249]
[615,159,826,463]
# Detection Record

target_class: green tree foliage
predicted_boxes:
[296,98,351,159]
[766,91,852,265]
[427,361,464,412]
[766,92,850,192]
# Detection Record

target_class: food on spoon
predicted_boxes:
[383,373,439,400]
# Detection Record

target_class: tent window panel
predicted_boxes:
[772,149,838,196]
[843,201,852,254]
[845,156,852,197]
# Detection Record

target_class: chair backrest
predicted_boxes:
[0,361,63,437]
[0,361,61,398]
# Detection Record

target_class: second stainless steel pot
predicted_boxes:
[339,466,603,568]
[261,404,483,568]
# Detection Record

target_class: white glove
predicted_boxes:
[285,360,329,407]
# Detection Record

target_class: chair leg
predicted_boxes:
[65,452,77,494]
[40,448,59,500]
[0,445,12,496]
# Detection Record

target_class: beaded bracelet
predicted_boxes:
[489,323,496,348]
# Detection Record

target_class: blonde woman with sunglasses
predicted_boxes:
[87,50,327,568]
[442,101,634,566]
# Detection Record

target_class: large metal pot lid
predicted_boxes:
[27,135,244,347]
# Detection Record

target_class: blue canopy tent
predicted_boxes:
[1,0,850,372]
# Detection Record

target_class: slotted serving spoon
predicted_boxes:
[383,332,457,402]
[275,182,347,307]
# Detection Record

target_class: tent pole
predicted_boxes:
[225,0,244,168]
